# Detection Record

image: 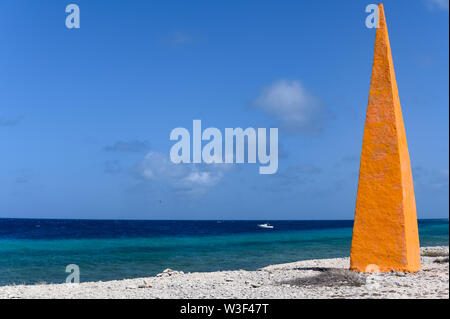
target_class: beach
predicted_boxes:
[1,246,448,299]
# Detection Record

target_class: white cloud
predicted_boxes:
[253,80,325,135]
[171,32,193,45]
[139,151,228,197]
[426,0,449,11]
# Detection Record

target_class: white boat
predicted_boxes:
[257,223,274,229]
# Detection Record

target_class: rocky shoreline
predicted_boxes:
[1,246,448,299]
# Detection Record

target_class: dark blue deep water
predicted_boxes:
[0,219,448,286]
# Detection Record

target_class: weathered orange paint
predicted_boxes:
[350,4,421,273]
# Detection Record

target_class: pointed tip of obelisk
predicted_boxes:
[378,3,386,28]
[374,3,389,44]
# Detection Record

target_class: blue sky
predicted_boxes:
[0,0,448,220]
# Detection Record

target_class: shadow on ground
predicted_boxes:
[279,268,367,287]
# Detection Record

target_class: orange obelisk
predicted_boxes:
[350,4,421,273]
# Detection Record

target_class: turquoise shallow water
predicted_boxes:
[0,219,447,285]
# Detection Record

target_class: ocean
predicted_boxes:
[0,218,448,286]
